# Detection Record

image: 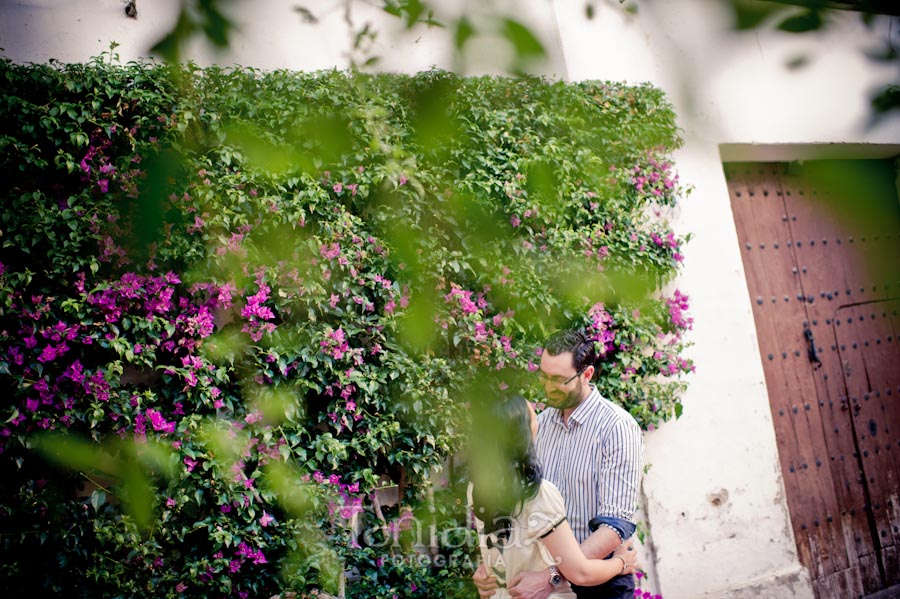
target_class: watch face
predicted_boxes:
[550,574,563,586]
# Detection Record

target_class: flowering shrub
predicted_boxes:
[0,56,691,597]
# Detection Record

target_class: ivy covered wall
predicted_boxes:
[0,56,691,598]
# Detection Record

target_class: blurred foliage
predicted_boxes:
[725,0,900,123]
[0,54,691,597]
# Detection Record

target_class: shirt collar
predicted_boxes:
[550,385,600,427]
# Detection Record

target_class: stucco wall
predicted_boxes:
[0,0,565,77]
[3,1,900,598]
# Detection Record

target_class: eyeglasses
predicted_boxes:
[537,367,585,387]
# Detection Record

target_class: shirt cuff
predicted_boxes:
[588,515,636,541]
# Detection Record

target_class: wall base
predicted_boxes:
[697,566,813,599]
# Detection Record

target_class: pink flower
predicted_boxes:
[320,243,341,260]
[260,511,274,527]
[145,409,175,434]
[37,345,58,363]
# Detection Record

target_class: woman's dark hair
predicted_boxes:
[470,394,543,537]
[543,329,597,372]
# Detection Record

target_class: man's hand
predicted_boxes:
[507,569,552,599]
[473,562,500,599]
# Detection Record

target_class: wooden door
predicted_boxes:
[726,160,900,599]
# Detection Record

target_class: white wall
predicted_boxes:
[0,0,565,76]
[3,1,900,597]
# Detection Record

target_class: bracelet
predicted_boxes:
[612,554,627,574]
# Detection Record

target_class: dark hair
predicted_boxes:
[543,329,597,372]
[470,395,543,537]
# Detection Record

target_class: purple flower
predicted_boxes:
[146,409,175,434]
[7,346,23,366]
[37,345,58,363]
[259,511,274,527]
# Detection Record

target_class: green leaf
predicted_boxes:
[454,17,475,50]
[777,10,824,34]
[728,0,789,30]
[501,18,546,60]
[149,8,194,63]
[90,489,106,512]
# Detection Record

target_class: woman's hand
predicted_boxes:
[473,562,500,598]
[612,540,637,575]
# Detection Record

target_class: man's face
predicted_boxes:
[538,351,586,410]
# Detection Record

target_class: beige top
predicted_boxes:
[469,479,577,599]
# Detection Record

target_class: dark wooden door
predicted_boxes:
[726,160,900,599]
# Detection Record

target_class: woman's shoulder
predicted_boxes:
[521,479,567,539]
[528,480,566,516]
[538,478,562,498]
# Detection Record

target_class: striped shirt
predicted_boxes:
[535,386,643,543]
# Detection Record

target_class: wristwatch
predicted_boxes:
[548,565,563,588]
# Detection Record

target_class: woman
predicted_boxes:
[468,395,636,599]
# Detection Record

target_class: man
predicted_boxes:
[473,329,644,599]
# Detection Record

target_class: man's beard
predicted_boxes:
[545,379,583,411]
